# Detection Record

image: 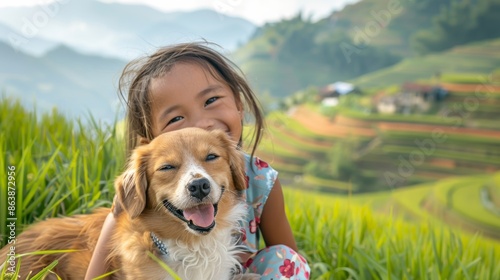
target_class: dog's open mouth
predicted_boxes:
[162,188,224,233]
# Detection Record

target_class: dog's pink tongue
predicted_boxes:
[183,204,215,228]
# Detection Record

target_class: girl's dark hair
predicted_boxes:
[118,41,265,160]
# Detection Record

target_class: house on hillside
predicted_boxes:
[375,95,397,114]
[318,82,360,107]
[402,82,448,102]
[374,82,447,114]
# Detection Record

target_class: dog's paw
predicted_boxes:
[232,272,261,280]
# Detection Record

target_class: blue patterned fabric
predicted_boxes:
[239,154,311,279]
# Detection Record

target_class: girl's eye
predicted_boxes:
[167,116,183,125]
[206,154,219,161]
[205,96,219,107]
[158,164,175,171]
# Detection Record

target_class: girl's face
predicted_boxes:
[150,62,243,143]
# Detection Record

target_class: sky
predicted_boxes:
[0,0,360,25]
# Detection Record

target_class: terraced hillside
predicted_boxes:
[256,80,500,192]
[343,172,500,241]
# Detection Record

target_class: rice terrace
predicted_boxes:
[2,73,500,279]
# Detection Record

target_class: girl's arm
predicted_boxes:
[85,212,116,280]
[259,178,298,251]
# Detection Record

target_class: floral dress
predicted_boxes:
[239,154,311,280]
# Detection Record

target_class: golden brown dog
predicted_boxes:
[0,128,258,279]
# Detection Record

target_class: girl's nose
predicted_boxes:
[193,117,214,131]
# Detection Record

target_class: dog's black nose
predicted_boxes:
[188,178,211,200]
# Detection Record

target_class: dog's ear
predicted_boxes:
[138,136,150,146]
[214,131,247,193]
[230,149,247,193]
[115,145,150,219]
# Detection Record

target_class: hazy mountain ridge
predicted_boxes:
[0,41,126,122]
[0,0,256,121]
[0,0,256,60]
[0,21,57,56]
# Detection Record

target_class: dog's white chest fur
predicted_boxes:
[161,232,238,279]
[159,203,247,280]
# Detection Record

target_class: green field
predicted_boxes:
[251,75,500,250]
[286,188,500,279]
[1,97,500,279]
[257,78,500,191]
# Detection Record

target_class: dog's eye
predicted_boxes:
[206,154,219,161]
[158,164,175,171]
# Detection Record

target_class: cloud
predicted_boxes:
[0,0,360,25]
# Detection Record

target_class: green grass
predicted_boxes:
[440,73,496,84]
[1,97,500,279]
[258,139,311,164]
[453,181,500,228]
[389,183,435,220]
[430,175,500,229]
[301,175,354,192]
[0,97,125,246]
[342,108,459,126]
[489,173,500,207]
[431,176,485,208]
[377,175,500,239]
[285,189,500,280]
[267,125,331,154]
[381,145,500,165]
[322,173,500,241]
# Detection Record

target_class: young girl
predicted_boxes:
[85,42,310,279]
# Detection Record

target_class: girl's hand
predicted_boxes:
[237,251,254,264]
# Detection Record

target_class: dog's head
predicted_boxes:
[115,127,246,236]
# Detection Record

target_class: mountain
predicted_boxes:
[230,0,500,100]
[139,9,255,51]
[0,0,256,121]
[0,42,126,122]
[321,0,434,57]
[350,38,500,88]
[0,22,57,56]
[0,0,256,60]
[231,13,401,99]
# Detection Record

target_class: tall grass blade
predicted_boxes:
[147,251,181,280]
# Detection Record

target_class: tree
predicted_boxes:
[412,0,500,54]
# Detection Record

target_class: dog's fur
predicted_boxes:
[0,128,258,279]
